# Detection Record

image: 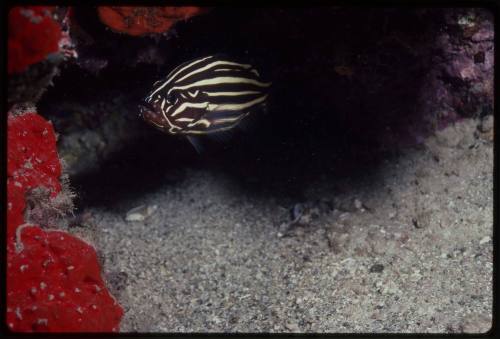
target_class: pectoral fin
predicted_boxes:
[186,135,204,154]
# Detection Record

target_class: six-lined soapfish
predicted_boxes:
[139,55,271,152]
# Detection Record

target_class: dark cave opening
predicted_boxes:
[37,7,448,210]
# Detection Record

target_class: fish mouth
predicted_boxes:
[138,101,168,130]
[138,101,157,118]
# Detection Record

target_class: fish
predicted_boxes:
[139,55,271,152]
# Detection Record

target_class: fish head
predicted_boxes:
[141,85,209,135]
[139,89,185,135]
[139,98,168,131]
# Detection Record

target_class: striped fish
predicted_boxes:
[139,55,271,151]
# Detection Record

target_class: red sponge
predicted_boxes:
[7,226,123,332]
[8,6,62,74]
[7,111,123,332]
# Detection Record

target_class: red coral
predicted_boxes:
[97,6,205,36]
[6,111,123,332]
[8,6,62,74]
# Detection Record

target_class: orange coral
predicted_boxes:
[97,6,205,36]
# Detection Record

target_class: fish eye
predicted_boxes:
[167,93,178,104]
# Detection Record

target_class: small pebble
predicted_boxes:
[126,204,158,222]
[354,199,363,210]
[412,218,421,228]
[479,236,491,245]
[285,322,301,332]
[369,264,385,273]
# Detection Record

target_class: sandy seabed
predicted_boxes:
[67,117,493,333]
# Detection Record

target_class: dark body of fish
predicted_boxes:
[139,55,271,145]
